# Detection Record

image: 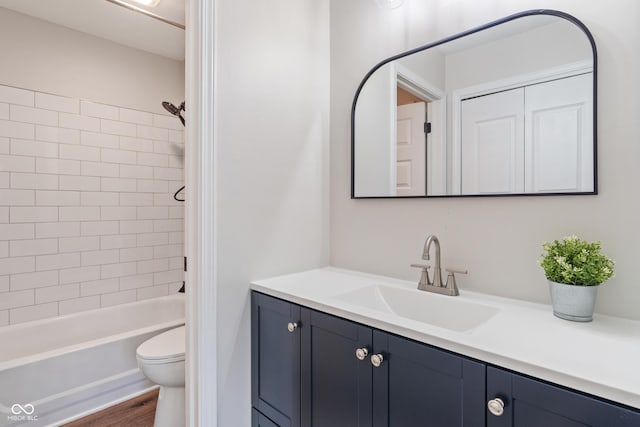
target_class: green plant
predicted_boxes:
[539,235,615,286]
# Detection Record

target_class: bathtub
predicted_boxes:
[0,294,185,427]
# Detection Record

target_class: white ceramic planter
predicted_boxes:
[548,280,599,322]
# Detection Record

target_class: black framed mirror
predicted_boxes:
[351,10,597,199]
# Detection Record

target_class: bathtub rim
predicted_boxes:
[0,294,185,372]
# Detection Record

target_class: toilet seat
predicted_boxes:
[137,326,185,364]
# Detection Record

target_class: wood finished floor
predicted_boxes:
[62,389,159,427]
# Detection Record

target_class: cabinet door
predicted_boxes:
[487,366,640,427]
[301,308,373,427]
[253,409,281,427]
[372,331,486,427]
[252,292,301,427]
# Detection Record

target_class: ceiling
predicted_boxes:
[0,0,185,60]
[435,15,558,55]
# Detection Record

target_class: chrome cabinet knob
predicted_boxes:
[355,347,369,361]
[287,322,298,333]
[370,353,384,368]
[487,398,505,416]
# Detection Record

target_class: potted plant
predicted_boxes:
[539,235,615,322]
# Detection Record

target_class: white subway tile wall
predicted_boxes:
[0,84,184,325]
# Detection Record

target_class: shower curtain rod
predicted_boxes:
[105,0,185,30]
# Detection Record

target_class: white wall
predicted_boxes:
[0,7,185,115]
[354,45,447,198]
[396,47,446,91]
[445,19,592,91]
[214,0,330,425]
[354,63,395,196]
[330,0,640,320]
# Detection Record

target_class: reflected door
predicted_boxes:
[396,102,426,196]
[461,88,525,194]
[525,73,593,193]
[460,74,593,195]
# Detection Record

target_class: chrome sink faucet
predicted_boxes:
[411,234,467,296]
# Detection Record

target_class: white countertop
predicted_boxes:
[251,267,640,410]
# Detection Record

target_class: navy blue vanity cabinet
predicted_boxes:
[252,293,302,427]
[300,308,373,427]
[372,330,486,427]
[252,291,640,427]
[486,366,640,427]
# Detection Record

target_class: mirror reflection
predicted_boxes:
[352,11,596,198]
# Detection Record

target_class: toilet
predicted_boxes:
[136,326,186,427]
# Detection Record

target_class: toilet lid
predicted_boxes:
[137,326,185,362]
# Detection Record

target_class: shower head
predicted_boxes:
[162,101,183,115]
[162,101,185,126]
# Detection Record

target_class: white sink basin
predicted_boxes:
[335,285,499,332]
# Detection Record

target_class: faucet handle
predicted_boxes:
[411,263,431,291]
[444,268,467,296]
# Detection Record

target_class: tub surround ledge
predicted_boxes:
[251,267,640,410]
